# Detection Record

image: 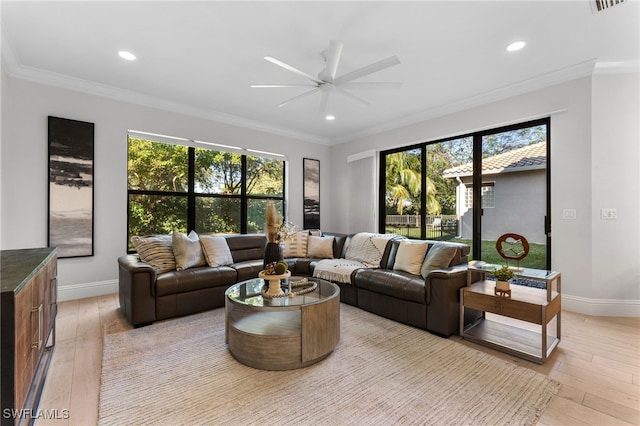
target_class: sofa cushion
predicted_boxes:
[200,235,234,267]
[233,259,264,282]
[420,242,459,278]
[154,265,237,297]
[172,231,206,271]
[131,234,176,274]
[282,231,308,258]
[307,235,334,258]
[393,240,428,275]
[226,234,267,263]
[353,269,426,304]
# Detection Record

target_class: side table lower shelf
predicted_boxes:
[462,318,560,364]
[460,278,561,365]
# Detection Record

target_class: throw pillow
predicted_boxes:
[131,234,176,274]
[307,236,334,258]
[282,231,308,258]
[420,243,458,279]
[172,230,206,271]
[345,232,396,267]
[200,235,234,267]
[393,240,429,275]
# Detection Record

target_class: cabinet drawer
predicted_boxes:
[464,291,543,324]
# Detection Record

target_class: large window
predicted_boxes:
[127,136,285,250]
[380,118,550,269]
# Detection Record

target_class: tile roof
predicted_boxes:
[442,141,546,178]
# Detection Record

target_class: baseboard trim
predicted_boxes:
[562,294,640,317]
[57,279,118,302]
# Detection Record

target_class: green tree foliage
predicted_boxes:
[128,139,188,192]
[427,138,473,215]
[127,138,285,242]
[385,149,441,215]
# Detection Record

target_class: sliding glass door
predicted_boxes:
[380,118,550,270]
[479,121,549,269]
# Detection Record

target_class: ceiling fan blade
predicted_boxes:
[250,84,317,88]
[336,88,370,107]
[276,88,320,108]
[333,55,401,86]
[264,56,324,85]
[339,82,402,90]
[324,40,344,82]
[318,91,329,114]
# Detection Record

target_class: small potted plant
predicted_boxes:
[493,266,515,296]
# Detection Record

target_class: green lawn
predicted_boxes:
[451,238,547,270]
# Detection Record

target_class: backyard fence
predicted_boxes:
[385,215,459,240]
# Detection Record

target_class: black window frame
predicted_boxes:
[127,137,286,252]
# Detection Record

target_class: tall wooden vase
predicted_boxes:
[263,242,284,267]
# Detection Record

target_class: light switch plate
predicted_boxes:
[601,208,618,220]
[562,209,576,220]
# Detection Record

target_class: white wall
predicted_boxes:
[591,73,640,305]
[1,77,330,300]
[458,169,547,244]
[330,75,640,316]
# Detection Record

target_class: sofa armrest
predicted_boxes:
[424,264,470,336]
[118,255,157,326]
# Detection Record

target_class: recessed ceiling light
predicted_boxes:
[506,41,526,52]
[325,115,335,121]
[118,51,136,61]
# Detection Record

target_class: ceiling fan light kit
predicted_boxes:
[252,40,401,115]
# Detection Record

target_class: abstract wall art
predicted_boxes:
[48,116,95,258]
[303,158,320,230]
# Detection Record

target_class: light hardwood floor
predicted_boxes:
[35,294,639,426]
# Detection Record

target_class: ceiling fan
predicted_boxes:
[251,40,401,114]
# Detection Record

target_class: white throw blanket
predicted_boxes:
[312,259,368,284]
[313,233,398,283]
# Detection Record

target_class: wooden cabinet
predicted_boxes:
[1,248,57,426]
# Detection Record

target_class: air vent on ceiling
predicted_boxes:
[590,0,625,13]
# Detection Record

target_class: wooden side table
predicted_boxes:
[460,263,561,364]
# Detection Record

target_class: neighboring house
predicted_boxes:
[442,141,547,243]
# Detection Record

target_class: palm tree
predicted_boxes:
[386,151,440,215]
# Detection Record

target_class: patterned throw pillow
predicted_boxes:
[307,236,334,259]
[131,234,176,274]
[420,243,458,279]
[345,232,396,267]
[393,240,429,275]
[282,231,309,258]
[172,230,206,271]
[200,235,234,267]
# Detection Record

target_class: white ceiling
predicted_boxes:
[2,1,639,145]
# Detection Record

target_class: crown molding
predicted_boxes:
[333,59,598,145]
[1,37,331,146]
[593,60,640,75]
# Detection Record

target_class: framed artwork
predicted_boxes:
[303,158,320,230]
[48,116,95,258]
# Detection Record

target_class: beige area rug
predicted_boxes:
[99,304,559,426]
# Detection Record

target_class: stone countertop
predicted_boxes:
[1,247,57,294]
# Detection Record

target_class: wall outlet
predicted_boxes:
[601,208,618,220]
[562,209,577,220]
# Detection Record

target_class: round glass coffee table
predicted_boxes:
[225,277,340,370]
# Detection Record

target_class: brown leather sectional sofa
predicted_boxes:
[118,232,478,336]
